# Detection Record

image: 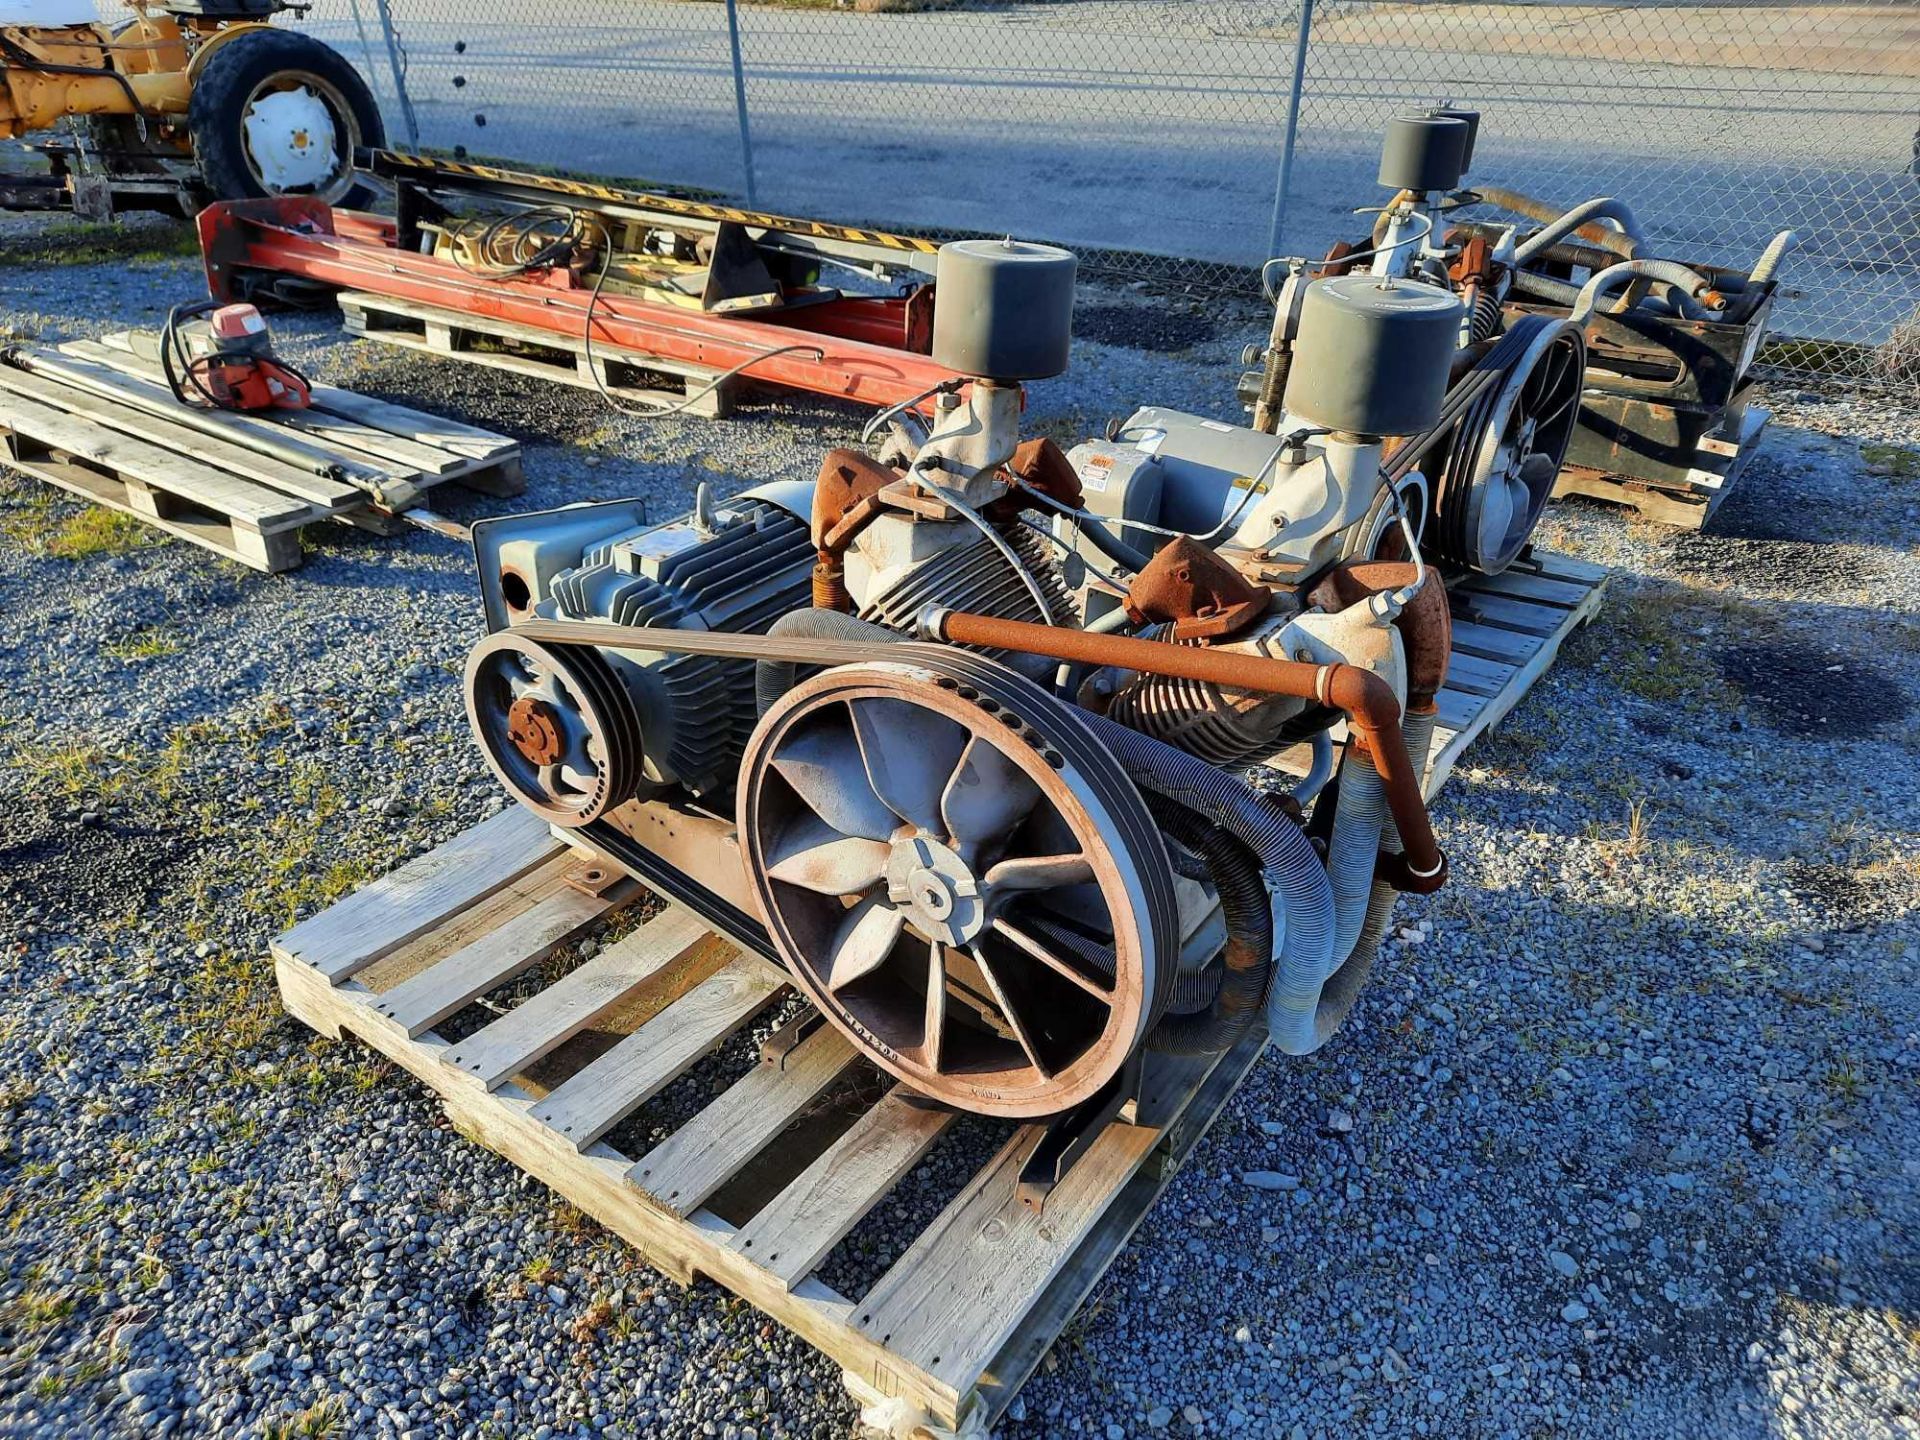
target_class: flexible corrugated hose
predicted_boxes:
[754,608,901,716]
[1144,799,1271,1054]
[1082,711,1336,1057]
[1304,710,1439,1050]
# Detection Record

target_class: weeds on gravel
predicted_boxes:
[0,490,166,560]
[261,1394,347,1440]
[100,627,183,662]
[1861,442,1919,481]
[0,219,199,268]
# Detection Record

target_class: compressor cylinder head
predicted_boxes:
[932,238,1077,380]
[1282,275,1462,437]
[1377,112,1470,194]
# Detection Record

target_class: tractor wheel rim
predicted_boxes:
[240,76,352,199]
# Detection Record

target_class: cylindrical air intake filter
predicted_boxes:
[932,238,1076,380]
[1282,276,1462,437]
[1427,106,1480,175]
[1377,113,1469,194]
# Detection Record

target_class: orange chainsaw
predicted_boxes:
[159,299,311,413]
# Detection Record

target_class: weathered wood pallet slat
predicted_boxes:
[445,907,716,1089]
[1552,405,1768,532]
[272,550,1604,1436]
[0,335,523,573]
[339,290,733,420]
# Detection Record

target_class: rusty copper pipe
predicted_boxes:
[926,609,1444,885]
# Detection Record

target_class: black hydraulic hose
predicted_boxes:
[1143,799,1272,1055]
[754,608,901,716]
[0,35,153,118]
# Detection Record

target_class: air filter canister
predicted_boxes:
[1377,112,1470,194]
[1427,106,1481,175]
[1282,276,1462,437]
[932,238,1077,380]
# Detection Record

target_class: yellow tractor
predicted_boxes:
[1,0,382,218]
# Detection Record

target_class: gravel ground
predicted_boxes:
[0,220,1915,1440]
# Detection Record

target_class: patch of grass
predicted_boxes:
[0,491,168,560]
[0,219,199,269]
[522,1254,558,1285]
[101,626,183,662]
[1823,1055,1865,1103]
[133,1252,169,1291]
[262,1395,348,1440]
[1861,442,1919,481]
[1602,589,1736,709]
[9,1286,76,1330]
[1757,336,1870,378]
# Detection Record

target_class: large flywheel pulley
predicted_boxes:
[1427,314,1586,574]
[740,648,1178,1118]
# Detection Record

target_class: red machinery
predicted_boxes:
[196,174,973,414]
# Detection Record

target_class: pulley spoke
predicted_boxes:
[920,937,947,1072]
[772,708,900,842]
[851,698,967,835]
[982,852,1094,894]
[941,735,1041,848]
[765,814,891,895]
[991,917,1112,1001]
[826,896,906,991]
[971,945,1052,1080]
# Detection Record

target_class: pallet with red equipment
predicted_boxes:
[198,199,965,418]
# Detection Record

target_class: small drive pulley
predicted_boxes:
[466,632,645,827]
[739,648,1177,1117]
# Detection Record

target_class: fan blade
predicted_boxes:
[983,852,1094,894]
[765,813,891,895]
[941,737,1041,848]
[921,937,947,1071]
[771,710,900,842]
[991,917,1111,1000]
[1519,451,1558,494]
[851,698,967,835]
[971,945,1052,1080]
[826,896,906,990]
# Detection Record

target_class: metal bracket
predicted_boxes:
[564,860,624,898]
[759,1009,827,1069]
[1016,1052,1145,1211]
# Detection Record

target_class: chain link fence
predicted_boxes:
[309,0,1918,379]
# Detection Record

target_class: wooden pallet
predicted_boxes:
[1423,549,1608,794]
[271,550,1604,1437]
[1552,404,1769,531]
[339,291,733,420]
[0,334,524,572]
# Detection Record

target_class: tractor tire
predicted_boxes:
[188,29,384,206]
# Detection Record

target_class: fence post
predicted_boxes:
[724,0,759,207]
[1266,0,1318,262]
[370,0,422,152]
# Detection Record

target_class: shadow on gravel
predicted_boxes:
[0,800,200,923]
[1713,639,1909,740]
[1075,302,1215,353]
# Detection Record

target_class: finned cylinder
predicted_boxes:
[1427,106,1480,174]
[932,238,1077,380]
[1282,276,1462,437]
[1378,113,1469,194]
